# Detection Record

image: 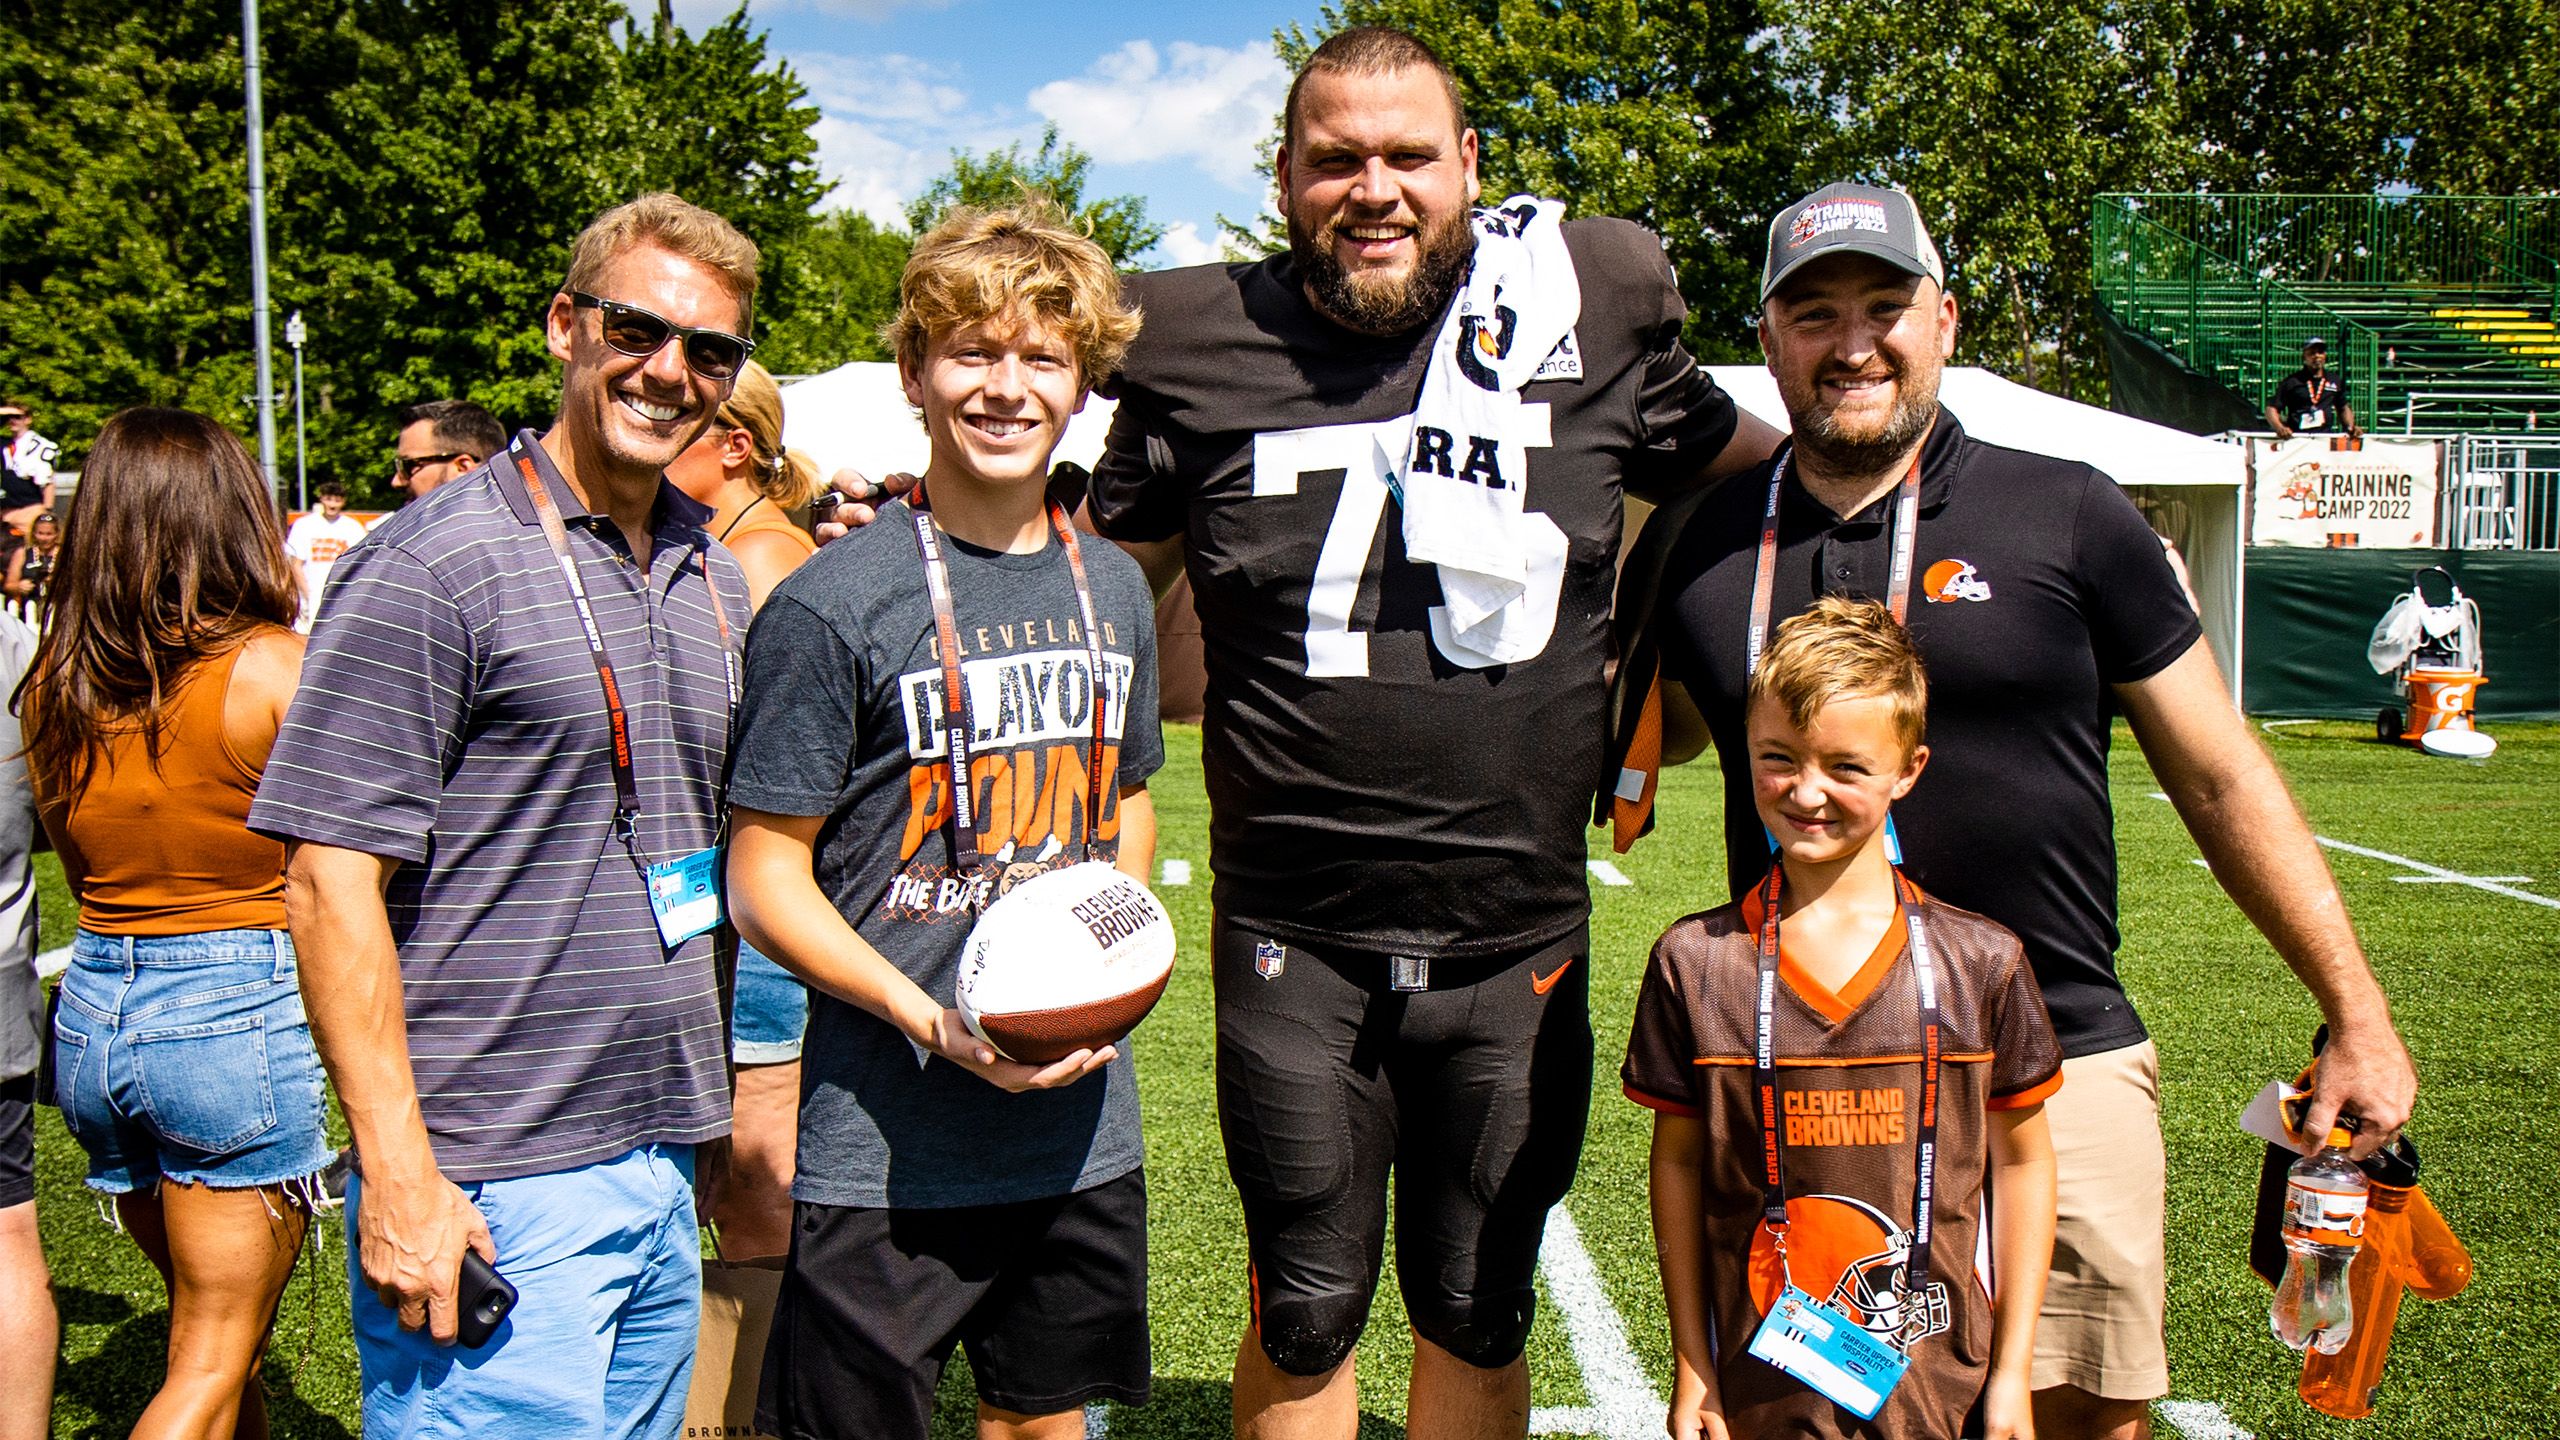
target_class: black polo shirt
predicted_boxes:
[1652,410,2202,1057]
[2273,368,2348,432]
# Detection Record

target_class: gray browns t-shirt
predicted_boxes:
[728,500,1164,1208]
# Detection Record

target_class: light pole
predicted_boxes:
[286,309,308,510]
[242,0,281,499]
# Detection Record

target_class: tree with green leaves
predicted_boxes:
[756,211,911,375]
[905,125,1163,268]
[1778,0,2194,399]
[0,0,828,504]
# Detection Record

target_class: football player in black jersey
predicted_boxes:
[1086,28,1781,1440]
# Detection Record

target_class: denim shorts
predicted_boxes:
[51,927,334,1194]
[733,941,808,1066]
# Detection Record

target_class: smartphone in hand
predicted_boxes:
[456,1250,517,1348]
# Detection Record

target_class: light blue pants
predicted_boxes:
[347,1142,700,1440]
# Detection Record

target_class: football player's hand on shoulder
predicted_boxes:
[811,469,917,543]
[921,1006,1116,1092]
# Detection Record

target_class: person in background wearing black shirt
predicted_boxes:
[1088,27,1781,1440]
[0,405,55,536]
[1625,184,2416,1440]
[2265,338,2361,440]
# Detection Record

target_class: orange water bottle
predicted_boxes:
[2297,1147,2473,1416]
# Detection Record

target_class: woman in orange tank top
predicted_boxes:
[19,407,331,1440]
[665,360,821,1261]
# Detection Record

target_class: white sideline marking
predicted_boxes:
[2158,1398,2258,1440]
[1586,860,1633,888]
[2191,859,2213,870]
[1159,859,1192,887]
[2143,794,2558,911]
[2395,874,2533,885]
[1534,1205,1659,1439]
[1084,1400,1108,1437]
[36,945,68,979]
[2259,718,2316,734]
[2318,835,2559,910]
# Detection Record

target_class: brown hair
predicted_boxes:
[563,192,761,326]
[715,362,819,508]
[1284,25,1468,148]
[1748,596,1929,758]
[15,407,299,796]
[887,203,1142,385]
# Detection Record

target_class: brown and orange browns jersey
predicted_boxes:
[1624,889,2063,1440]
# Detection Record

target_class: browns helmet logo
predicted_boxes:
[1921,558,1991,604]
[1746,1194,1953,1350]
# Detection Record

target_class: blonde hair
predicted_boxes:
[715,362,819,507]
[887,204,1141,384]
[1748,596,1929,757]
[563,192,760,323]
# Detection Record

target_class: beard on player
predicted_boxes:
[1289,198,1476,337]
[1787,353,1942,479]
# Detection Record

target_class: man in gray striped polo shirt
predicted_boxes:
[253,193,758,1440]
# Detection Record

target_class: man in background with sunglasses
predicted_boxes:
[254,192,760,1440]
[390,398,507,503]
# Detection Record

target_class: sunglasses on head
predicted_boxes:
[567,291,755,380]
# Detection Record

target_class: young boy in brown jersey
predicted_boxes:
[1624,597,2062,1440]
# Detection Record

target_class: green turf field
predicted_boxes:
[30,720,2560,1438]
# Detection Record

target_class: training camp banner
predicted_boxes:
[2248,436,2442,548]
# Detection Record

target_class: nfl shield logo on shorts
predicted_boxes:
[1254,939,1287,981]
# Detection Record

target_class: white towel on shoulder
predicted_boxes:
[1387,196,1580,666]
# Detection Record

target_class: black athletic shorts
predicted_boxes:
[756,1169,1151,1439]
[1212,918,1592,1374]
[1,1072,33,1210]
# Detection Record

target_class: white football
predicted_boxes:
[955,861,1176,1063]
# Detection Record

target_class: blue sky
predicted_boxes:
[668,0,1326,265]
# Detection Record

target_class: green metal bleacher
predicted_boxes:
[2094,194,2560,434]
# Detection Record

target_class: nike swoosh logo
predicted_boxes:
[1531,958,1577,995]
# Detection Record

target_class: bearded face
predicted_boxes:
[1276,63,1483,337]
[1289,199,1475,336]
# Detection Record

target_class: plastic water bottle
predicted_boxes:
[2271,1127,2369,1354]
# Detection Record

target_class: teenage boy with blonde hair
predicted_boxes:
[1624,597,2060,1440]
[727,204,1162,1440]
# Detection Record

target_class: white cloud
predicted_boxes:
[1154,221,1235,268]
[791,53,1035,229]
[1029,39,1287,192]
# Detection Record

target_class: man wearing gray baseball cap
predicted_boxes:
[1606,181,2417,1440]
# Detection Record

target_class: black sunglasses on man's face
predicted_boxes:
[566,291,754,381]
[395,452,465,480]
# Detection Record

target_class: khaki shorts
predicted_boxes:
[2032,1039,2171,1400]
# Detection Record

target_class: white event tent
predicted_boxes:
[779,361,2248,697]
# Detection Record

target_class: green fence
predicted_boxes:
[2108,193,2560,310]
[2094,197,2383,421]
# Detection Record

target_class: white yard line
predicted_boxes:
[36,945,68,980]
[2145,794,2556,911]
[2157,1398,2258,1440]
[1586,860,1634,888]
[2394,874,2533,885]
[1159,859,1192,887]
[2315,835,2559,910]
[1533,1205,1659,1440]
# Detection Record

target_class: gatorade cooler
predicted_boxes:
[2390,668,2493,758]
